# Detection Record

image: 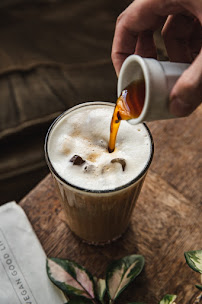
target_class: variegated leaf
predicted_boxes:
[159,294,177,304]
[196,284,202,291]
[106,254,144,301]
[94,277,106,303]
[47,258,95,300]
[184,250,202,273]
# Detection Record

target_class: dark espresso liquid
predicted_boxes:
[108,79,145,153]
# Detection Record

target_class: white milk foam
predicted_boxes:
[48,103,151,191]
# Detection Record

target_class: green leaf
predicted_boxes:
[196,284,202,291]
[106,254,145,301]
[94,277,106,303]
[184,250,202,273]
[47,258,96,300]
[159,294,177,304]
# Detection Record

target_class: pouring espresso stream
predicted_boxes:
[108,79,145,153]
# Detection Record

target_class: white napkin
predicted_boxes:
[0,201,66,304]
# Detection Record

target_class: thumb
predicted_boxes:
[169,50,202,117]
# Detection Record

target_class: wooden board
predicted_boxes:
[20,106,202,304]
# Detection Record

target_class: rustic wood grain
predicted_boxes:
[148,106,202,207]
[20,106,202,304]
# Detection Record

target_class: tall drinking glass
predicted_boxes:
[45,102,153,245]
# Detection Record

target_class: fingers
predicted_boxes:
[135,31,157,59]
[111,0,202,117]
[112,0,202,75]
[170,49,202,117]
[162,14,202,62]
[111,0,167,75]
[112,28,157,77]
[111,13,138,76]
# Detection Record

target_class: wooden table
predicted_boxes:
[20,107,202,304]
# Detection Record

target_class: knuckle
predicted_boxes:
[181,73,195,91]
[111,50,116,62]
[179,69,202,97]
[111,48,118,66]
[116,11,125,26]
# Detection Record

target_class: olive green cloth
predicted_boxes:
[0,0,167,204]
[0,0,130,203]
[0,1,119,74]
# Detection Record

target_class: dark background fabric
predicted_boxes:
[0,1,127,74]
[0,0,167,204]
[0,0,132,204]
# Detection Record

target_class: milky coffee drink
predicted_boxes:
[45,102,153,244]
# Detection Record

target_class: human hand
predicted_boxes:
[111,0,202,117]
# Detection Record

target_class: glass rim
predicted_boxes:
[44,101,154,194]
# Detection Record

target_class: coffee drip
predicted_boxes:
[108,79,145,153]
